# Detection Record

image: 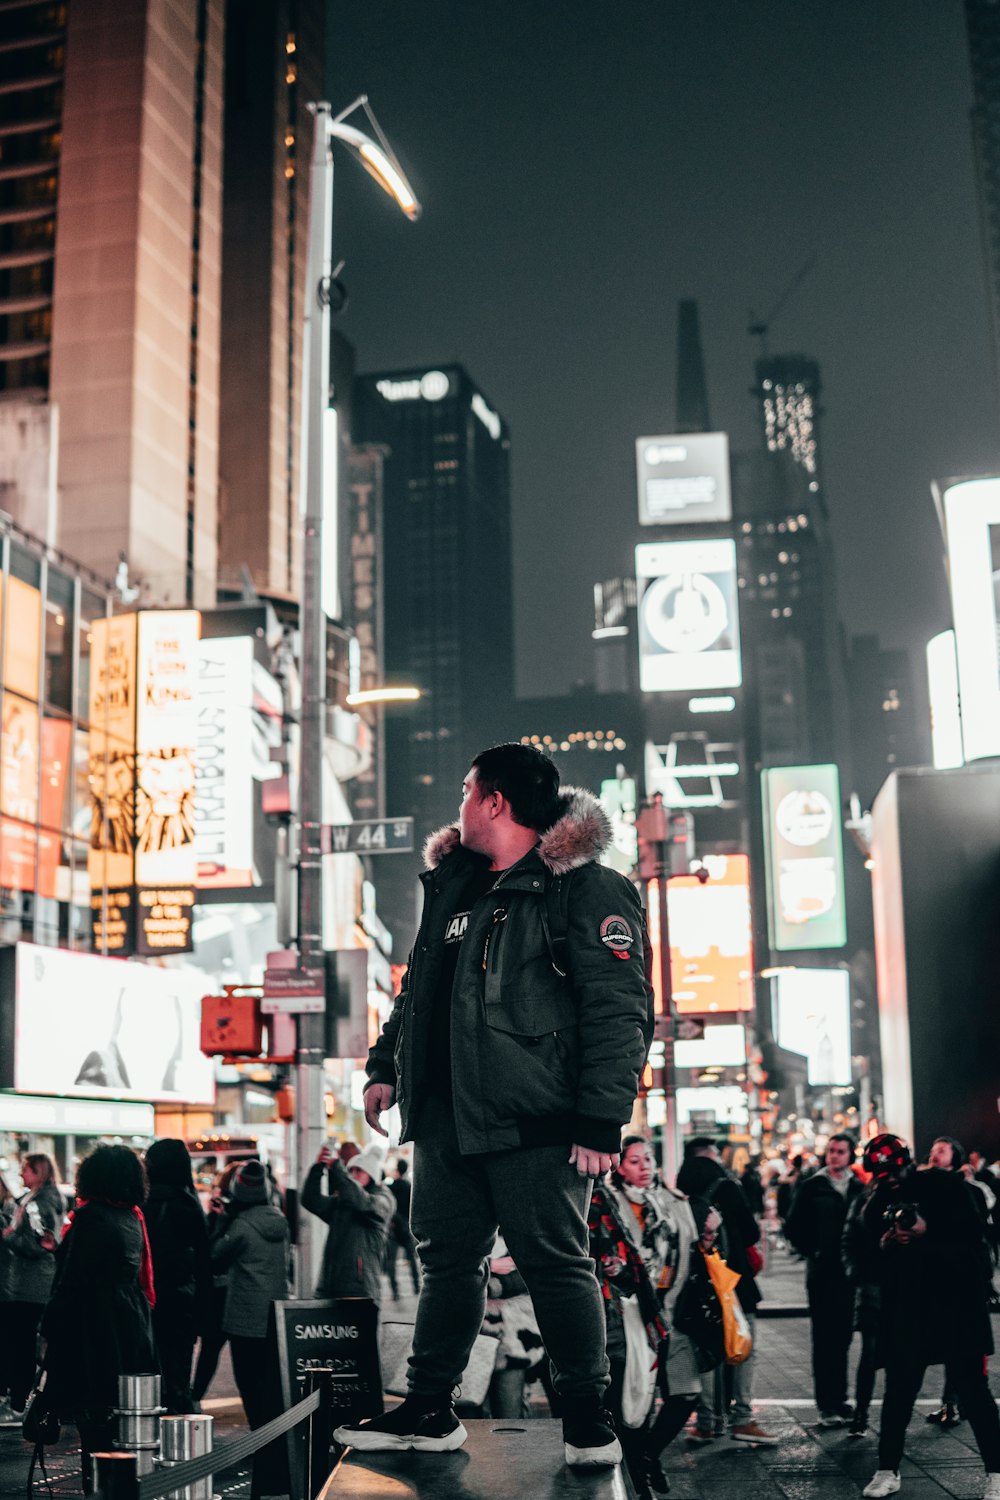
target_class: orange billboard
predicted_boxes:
[650,853,754,1015]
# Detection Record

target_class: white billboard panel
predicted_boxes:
[940,478,1000,762]
[676,1086,748,1126]
[674,1024,746,1069]
[635,539,742,693]
[926,630,964,770]
[635,432,732,525]
[772,967,852,1086]
[13,942,215,1105]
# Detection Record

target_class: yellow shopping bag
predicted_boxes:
[702,1248,753,1364]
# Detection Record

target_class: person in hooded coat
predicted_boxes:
[144,1139,212,1413]
[676,1138,774,1445]
[41,1146,155,1486]
[301,1141,394,1304]
[211,1160,290,1500]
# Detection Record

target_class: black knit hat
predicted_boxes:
[231,1160,268,1204]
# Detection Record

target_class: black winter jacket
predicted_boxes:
[42,1202,155,1417]
[844,1166,993,1367]
[675,1154,762,1312]
[785,1169,863,1283]
[366,788,650,1155]
[144,1183,212,1328]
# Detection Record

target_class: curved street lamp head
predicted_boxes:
[327,116,422,222]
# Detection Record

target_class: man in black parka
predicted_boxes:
[854,1134,1000,1500]
[334,744,649,1469]
[785,1133,864,1426]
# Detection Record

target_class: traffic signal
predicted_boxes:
[200,986,264,1057]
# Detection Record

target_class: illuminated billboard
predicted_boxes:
[4,942,214,1105]
[599,776,638,875]
[655,853,753,1015]
[674,1023,746,1069]
[938,478,1000,762]
[197,638,254,888]
[926,630,963,770]
[89,610,199,955]
[676,1086,748,1127]
[762,764,847,951]
[635,539,742,693]
[772,967,852,1086]
[635,433,731,526]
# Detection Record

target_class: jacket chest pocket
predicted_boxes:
[484,993,577,1041]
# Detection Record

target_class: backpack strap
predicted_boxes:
[541,872,574,977]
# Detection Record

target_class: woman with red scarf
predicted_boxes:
[41,1145,156,1488]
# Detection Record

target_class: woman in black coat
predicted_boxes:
[144,1139,212,1413]
[42,1146,156,1486]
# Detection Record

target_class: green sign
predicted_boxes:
[761,764,846,951]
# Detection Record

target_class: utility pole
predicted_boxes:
[293,103,336,1296]
[636,796,694,1182]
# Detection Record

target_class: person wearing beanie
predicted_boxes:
[144,1139,211,1414]
[301,1142,394,1304]
[212,1159,290,1497]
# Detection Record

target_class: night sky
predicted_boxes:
[327,1,1000,701]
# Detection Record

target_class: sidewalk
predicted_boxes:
[3,1254,997,1500]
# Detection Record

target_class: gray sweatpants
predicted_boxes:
[407,1094,610,1402]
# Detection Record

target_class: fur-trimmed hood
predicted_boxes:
[422,785,612,876]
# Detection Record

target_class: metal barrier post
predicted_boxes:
[93,1451,140,1500]
[305,1369,337,1499]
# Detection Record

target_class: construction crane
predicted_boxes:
[748,254,817,354]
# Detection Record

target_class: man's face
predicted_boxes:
[459,768,494,854]
[826,1139,853,1173]
[928,1139,954,1171]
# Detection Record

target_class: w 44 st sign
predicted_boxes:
[322,818,414,855]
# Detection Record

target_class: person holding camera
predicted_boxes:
[300,1142,394,1304]
[850,1134,1000,1499]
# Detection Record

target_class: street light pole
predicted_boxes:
[294,100,420,1294]
[294,102,335,1296]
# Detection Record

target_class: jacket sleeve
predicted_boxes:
[564,867,649,1152]
[783,1179,813,1256]
[210,1217,244,1271]
[365,948,413,1088]
[715,1177,760,1252]
[841,1192,869,1282]
[300,1161,337,1224]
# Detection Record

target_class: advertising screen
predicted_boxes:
[635,433,732,526]
[135,611,199,891]
[761,764,847,951]
[661,854,754,1014]
[926,630,964,770]
[773,967,852,1086]
[939,478,1000,762]
[10,942,214,1104]
[599,776,638,875]
[674,1023,746,1070]
[635,539,742,693]
[676,1086,748,1126]
[197,637,254,888]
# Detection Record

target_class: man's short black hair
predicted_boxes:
[470,743,562,831]
[827,1133,856,1154]
[76,1144,148,1208]
[685,1136,719,1158]
[933,1135,966,1170]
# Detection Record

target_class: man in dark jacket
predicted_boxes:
[335,744,650,1468]
[301,1142,394,1303]
[144,1139,212,1414]
[676,1138,775,1445]
[855,1134,1000,1500]
[785,1133,863,1427]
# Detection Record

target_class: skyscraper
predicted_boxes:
[50,0,225,607]
[216,0,326,603]
[352,364,513,941]
[966,0,1000,397]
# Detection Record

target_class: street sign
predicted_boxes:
[262,966,325,1015]
[675,1016,705,1042]
[322,817,414,855]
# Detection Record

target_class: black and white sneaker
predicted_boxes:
[333,1394,467,1453]
[562,1402,623,1467]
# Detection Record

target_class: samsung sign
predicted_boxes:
[636,431,732,525]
